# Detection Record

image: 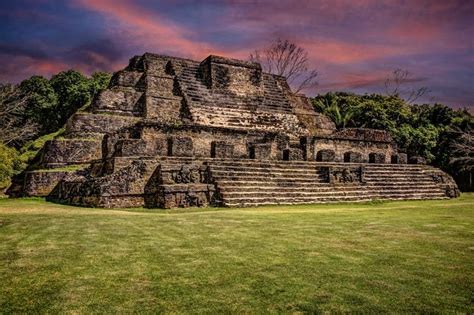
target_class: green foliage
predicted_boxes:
[1,70,111,148]
[0,69,110,190]
[313,95,354,128]
[0,143,21,191]
[311,92,471,163]
[18,76,58,127]
[50,70,94,131]
[90,71,112,95]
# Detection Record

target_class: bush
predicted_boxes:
[0,143,21,192]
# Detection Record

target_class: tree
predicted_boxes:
[50,70,93,129]
[0,83,41,146]
[311,92,437,160]
[249,38,318,93]
[90,71,112,95]
[19,76,58,131]
[0,142,21,191]
[312,93,354,128]
[384,68,429,103]
[449,125,473,172]
[1,70,111,148]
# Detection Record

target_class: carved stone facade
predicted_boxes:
[8,52,460,207]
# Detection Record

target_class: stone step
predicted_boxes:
[210,165,427,176]
[212,173,432,182]
[216,184,442,193]
[364,183,440,188]
[208,159,420,167]
[222,194,448,207]
[219,190,446,199]
[367,168,429,172]
[364,170,427,174]
[213,175,324,182]
[93,109,142,117]
[210,169,323,177]
[209,165,320,172]
[365,177,433,182]
[364,177,433,182]
[215,180,329,186]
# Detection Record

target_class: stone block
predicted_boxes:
[147,184,214,209]
[23,170,71,196]
[154,137,168,156]
[114,139,147,157]
[282,148,304,161]
[92,86,143,113]
[369,152,386,164]
[144,95,182,123]
[168,137,193,157]
[211,141,234,158]
[316,149,336,162]
[343,151,363,163]
[109,70,142,87]
[142,75,175,98]
[391,153,407,164]
[249,143,271,160]
[409,156,427,165]
[42,139,102,165]
[65,113,139,136]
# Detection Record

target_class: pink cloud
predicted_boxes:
[74,0,228,59]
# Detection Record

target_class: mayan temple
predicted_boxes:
[9,53,460,208]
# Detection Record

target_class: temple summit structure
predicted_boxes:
[8,53,460,208]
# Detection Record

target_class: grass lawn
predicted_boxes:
[0,195,473,313]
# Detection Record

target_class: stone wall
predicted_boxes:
[313,128,395,163]
[23,170,71,196]
[11,52,459,207]
[65,112,139,138]
[199,55,263,97]
[314,137,395,163]
[42,139,102,166]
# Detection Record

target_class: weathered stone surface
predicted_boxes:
[144,95,182,123]
[109,70,143,87]
[332,128,393,142]
[168,136,193,156]
[344,151,363,163]
[322,166,365,185]
[211,141,234,158]
[428,170,460,198]
[92,86,143,115]
[42,139,102,165]
[314,136,395,164]
[249,143,272,160]
[114,139,147,157]
[11,52,459,207]
[369,152,386,164]
[316,149,336,162]
[391,153,408,164]
[409,156,427,165]
[23,170,70,196]
[282,148,304,161]
[65,112,139,137]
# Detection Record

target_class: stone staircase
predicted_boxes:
[175,63,306,134]
[204,159,449,207]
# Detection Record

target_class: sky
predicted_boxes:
[0,0,472,109]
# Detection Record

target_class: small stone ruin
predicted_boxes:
[8,53,460,208]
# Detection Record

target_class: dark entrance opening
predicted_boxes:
[282,149,290,161]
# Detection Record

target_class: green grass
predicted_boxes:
[0,195,473,313]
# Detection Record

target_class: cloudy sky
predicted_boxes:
[0,0,472,108]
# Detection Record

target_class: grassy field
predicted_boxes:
[0,195,473,313]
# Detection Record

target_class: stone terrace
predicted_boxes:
[10,52,460,208]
